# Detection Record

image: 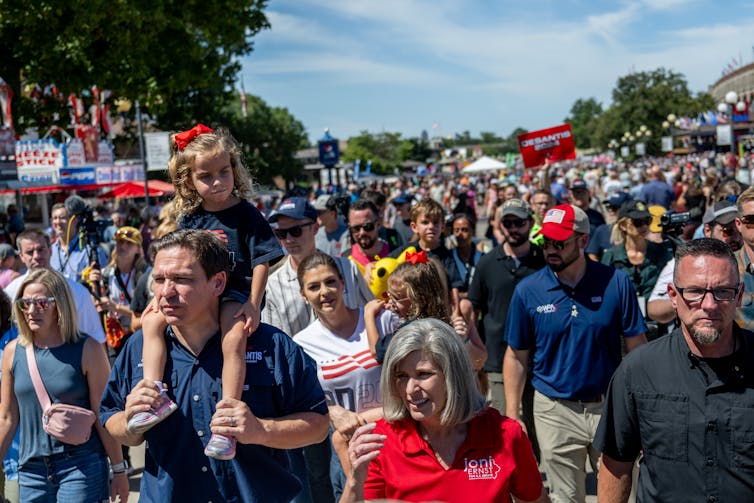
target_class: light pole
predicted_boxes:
[717,90,743,156]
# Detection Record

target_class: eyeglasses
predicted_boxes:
[386,291,409,304]
[739,215,754,228]
[502,218,528,229]
[542,236,578,251]
[349,221,377,233]
[631,217,651,228]
[17,297,56,311]
[674,285,740,303]
[274,222,314,239]
[115,228,139,241]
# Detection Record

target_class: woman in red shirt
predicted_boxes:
[340,318,547,503]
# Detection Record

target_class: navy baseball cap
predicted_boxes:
[606,192,631,208]
[569,178,588,191]
[268,197,317,223]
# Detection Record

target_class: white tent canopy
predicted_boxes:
[461,156,506,173]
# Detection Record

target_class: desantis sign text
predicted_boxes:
[517,124,576,168]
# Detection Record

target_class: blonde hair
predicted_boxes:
[389,257,450,323]
[610,216,630,245]
[13,269,80,347]
[410,198,444,224]
[154,200,180,239]
[168,127,253,216]
[381,318,486,426]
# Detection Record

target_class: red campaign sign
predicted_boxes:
[517,124,576,168]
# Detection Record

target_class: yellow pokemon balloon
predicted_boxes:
[368,246,416,300]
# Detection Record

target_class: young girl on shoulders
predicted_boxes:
[130,124,283,460]
[364,251,486,369]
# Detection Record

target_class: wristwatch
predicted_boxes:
[111,460,129,474]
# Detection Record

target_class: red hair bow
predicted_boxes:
[405,250,428,264]
[174,123,214,151]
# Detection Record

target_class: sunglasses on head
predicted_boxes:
[115,229,139,240]
[17,297,56,311]
[502,218,527,229]
[274,222,313,239]
[349,221,377,233]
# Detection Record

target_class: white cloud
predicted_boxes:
[244,1,754,138]
[249,51,442,85]
[641,0,695,11]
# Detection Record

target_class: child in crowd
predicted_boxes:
[389,198,464,312]
[363,253,486,370]
[131,124,283,460]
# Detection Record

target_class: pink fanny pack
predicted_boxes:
[25,343,96,445]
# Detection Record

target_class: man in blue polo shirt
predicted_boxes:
[100,229,329,502]
[503,204,647,503]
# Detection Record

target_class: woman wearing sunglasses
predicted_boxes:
[0,269,129,502]
[602,200,672,316]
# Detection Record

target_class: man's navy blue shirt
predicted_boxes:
[505,259,647,400]
[100,323,328,503]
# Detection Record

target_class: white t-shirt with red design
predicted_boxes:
[294,308,393,413]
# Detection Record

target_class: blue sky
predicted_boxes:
[240,0,754,143]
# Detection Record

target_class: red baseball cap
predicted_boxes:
[540,204,590,240]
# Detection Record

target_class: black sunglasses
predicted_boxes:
[631,217,651,228]
[274,222,313,239]
[350,221,377,233]
[502,218,527,229]
[542,236,578,250]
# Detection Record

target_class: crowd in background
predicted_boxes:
[0,144,751,502]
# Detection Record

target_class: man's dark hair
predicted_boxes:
[360,189,386,209]
[151,229,230,279]
[673,238,738,283]
[349,199,379,218]
[16,229,51,250]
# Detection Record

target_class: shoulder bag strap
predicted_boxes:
[24,343,52,411]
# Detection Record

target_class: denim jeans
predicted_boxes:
[19,448,108,503]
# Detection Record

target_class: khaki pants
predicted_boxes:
[534,391,602,503]
[486,372,506,414]
[3,477,18,503]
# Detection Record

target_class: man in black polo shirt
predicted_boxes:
[596,238,754,502]
[467,199,544,420]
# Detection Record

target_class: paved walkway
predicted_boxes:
[126,443,145,503]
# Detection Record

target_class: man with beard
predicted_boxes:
[596,238,754,502]
[504,204,647,503]
[468,199,544,414]
[346,199,391,275]
[734,187,754,330]
[647,199,742,325]
[467,199,545,459]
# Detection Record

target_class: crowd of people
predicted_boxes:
[0,125,751,502]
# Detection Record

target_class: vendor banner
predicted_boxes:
[517,124,576,168]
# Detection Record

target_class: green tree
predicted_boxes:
[593,68,714,154]
[564,98,603,149]
[342,131,405,174]
[0,0,269,133]
[501,127,528,153]
[228,94,308,185]
[479,131,502,144]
